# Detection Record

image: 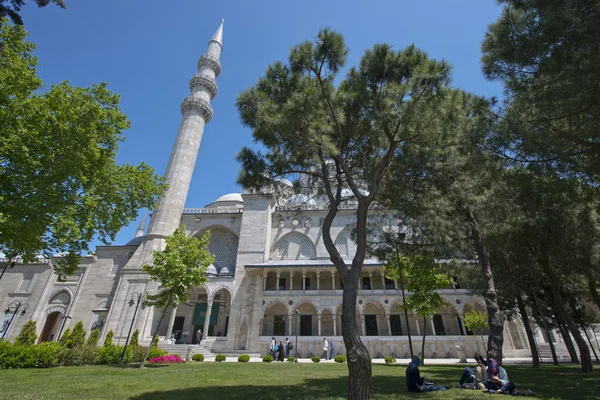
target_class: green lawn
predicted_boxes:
[1,363,598,399]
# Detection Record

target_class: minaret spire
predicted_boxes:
[147,20,224,236]
[135,213,147,238]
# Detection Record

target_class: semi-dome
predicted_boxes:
[125,235,146,246]
[204,192,244,209]
[206,264,218,276]
[218,266,233,276]
[214,193,244,203]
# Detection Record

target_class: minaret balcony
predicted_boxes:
[197,54,222,77]
[180,96,213,121]
[189,73,218,99]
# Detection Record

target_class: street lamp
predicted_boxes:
[120,292,145,364]
[1,301,29,339]
[295,309,299,362]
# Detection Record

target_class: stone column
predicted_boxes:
[368,272,373,294]
[381,273,387,294]
[166,306,177,340]
[302,271,307,293]
[386,314,392,336]
[316,271,320,291]
[289,272,294,295]
[360,314,366,336]
[414,316,420,336]
[430,317,436,336]
[318,315,322,336]
[263,271,267,292]
[203,302,213,337]
[276,270,281,291]
[394,279,398,290]
[333,314,337,336]
[287,314,293,336]
[331,271,336,290]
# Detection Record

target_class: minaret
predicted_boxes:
[147,19,224,236]
[135,213,147,238]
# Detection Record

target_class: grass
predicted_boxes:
[1,362,598,399]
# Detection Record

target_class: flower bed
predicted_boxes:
[147,355,185,365]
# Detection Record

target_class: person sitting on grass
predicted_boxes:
[405,356,448,392]
[483,358,516,394]
[457,353,487,389]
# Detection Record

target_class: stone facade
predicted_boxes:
[0,20,549,360]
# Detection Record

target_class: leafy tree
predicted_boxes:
[0,20,165,278]
[236,29,450,399]
[130,329,139,348]
[0,0,66,25]
[463,310,488,355]
[86,329,100,347]
[382,90,509,363]
[401,252,450,365]
[482,0,600,181]
[14,320,37,345]
[65,321,85,349]
[139,226,213,367]
[103,330,114,347]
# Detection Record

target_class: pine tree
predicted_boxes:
[14,320,37,345]
[66,321,86,349]
[58,327,71,347]
[103,330,114,347]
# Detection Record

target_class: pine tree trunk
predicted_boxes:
[545,327,559,365]
[546,274,593,372]
[556,320,579,363]
[397,262,413,359]
[531,291,559,365]
[581,324,599,362]
[341,278,371,400]
[421,316,426,366]
[587,274,600,311]
[466,209,505,363]
[516,294,540,368]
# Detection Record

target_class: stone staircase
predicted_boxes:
[157,343,261,359]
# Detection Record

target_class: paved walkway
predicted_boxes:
[197,356,540,364]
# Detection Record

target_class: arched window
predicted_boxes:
[335,231,349,257]
[199,226,239,271]
[272,233,315,260]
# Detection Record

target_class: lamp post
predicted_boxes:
[57,315,72,340]
[120,292,144,364]
[1,301,29,339]
[295,309,299,362]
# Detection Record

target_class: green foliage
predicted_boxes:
[169,353,180,358]
[311,356,320,363]
[65,321,86,349]
[150,334,159,348]
[287,356,296,363]
[143,227,213,310]
[463,310,488,335]
[130,329,139,348]
[0,20,165,278]
[192,354,204,362]
[334,355,346,363]
[0,2,67,26]
[0,341,62,369]
[262,355,273,363]
[215,354,226,362]
[384,356,396,364]
[86,329,100,347]
[95,345,120,365]
[132,346,149,363]
[14,320,37,345]
[147,346,167,360]
[103,330,114,347]
[58,328,71,347]
[238,354,250,362]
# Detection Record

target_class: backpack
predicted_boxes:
[289,342,293,349]
[274,344,278,352]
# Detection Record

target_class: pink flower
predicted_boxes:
[147,355,185,364]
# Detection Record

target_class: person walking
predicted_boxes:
[196,329,203,346]
[278,341,285,362]
[329,340,335,360]
[269,337,276,358]
[285,337,291,357]
[322,338,329,360]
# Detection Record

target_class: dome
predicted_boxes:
[218,266,233,276]
[206,264,218,276]
[214,193,244,203]
[125,235,146,246]
[286,194,316,206]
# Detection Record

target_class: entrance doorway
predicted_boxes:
[173,316,185,343]
[39,312,63,342]
[365,315,378,336]
[300,315,312,336]
[390,315,402,336]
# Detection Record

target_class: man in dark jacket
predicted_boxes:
[406,356,447,392]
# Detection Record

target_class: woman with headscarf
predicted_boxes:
[484,358,516,394]
[405,356,447,392]
[277,341,285,361]
[458,353,487,388]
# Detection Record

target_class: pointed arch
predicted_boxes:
[196,225,239,270]
[271,232,316,260]
[211,285,233,302]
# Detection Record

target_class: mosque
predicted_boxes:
[0,20,546,360]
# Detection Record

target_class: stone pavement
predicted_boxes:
[196,356,540,364]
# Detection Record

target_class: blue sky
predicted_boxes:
[20,0,503,250]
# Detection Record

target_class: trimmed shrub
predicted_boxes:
[58,328,71,346]
[287,356,296,363]
[238,354,250,362]
[262,355,273,363]
[66,321,86,349]
[15,320,37,345]
[215,354,226,362]
[311,356,320,363]
[132,345,149,363]
[0,342,62,369]
[95,345,121,365]
[384,356,396,364]
[192,354,204,362]
[81,344,99,365]
[147,346,168,360]
[103,330,114,347]
[147,355,184,365]
[334,355,346,363]
[170,353,181,358]
[86,329,100,347]
[60,347,84,366]
[33,342,62,367]
[150,334,159,348]
[130,329,139,348]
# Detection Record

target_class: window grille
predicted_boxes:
[275,238,289,258]
[299,237,313,258]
